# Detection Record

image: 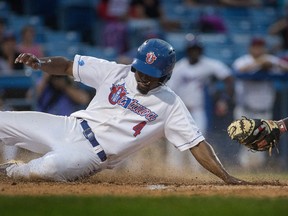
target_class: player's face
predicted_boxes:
[250,45,266,58]
[187,47,202,64]
[134,71,162,94]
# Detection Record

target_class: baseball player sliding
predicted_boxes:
[0,39,245,184]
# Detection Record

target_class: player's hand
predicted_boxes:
[15,53,41,70]
[224,175,250,185]
[261,61,273,70]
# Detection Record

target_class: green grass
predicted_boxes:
[0,196,288,216]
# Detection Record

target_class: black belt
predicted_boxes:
[80,120,107,162]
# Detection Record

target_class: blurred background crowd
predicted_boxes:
[1,0,288,175]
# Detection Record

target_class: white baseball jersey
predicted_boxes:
[71,55,204,168]
[168,56,231,110]
[232,54,280,111]
[168,56,231,134]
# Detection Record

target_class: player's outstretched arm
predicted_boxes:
[190,140,247,185]
[15,53,73,76]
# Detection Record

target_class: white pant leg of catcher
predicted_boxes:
[0,111,107,181]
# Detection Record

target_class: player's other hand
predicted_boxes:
[15,53,41,70]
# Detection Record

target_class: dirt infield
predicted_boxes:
[1,170,288,197]
[1,144,288,198]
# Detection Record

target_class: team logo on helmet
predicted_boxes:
[146,52,157,64]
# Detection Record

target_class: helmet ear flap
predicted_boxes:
[159,74,171,85]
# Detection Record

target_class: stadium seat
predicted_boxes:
[44,30,81,59]
[164,32,187,52]
[127,19,161,49]
[203,44,235,66]
[59,0,98,7]
[220,7,250,19]
[80,45,117,61]
[45,30,81,44]
[163,4,188,21]
[7,14,44,43]
[199,33,228,44]
[59,5,96,44]
[0,1,10,20]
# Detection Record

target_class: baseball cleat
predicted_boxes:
[0,160,23,175]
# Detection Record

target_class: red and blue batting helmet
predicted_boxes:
[131,38,176,83]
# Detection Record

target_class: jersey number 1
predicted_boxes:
[133,121,147,137]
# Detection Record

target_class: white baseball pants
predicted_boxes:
[0,111,107,181]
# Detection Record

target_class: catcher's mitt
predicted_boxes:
[227,116,280,155]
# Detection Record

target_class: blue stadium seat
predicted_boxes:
[265,35,282,51]
[45,30,81,45]
[0,1,10,20]
[220,7,250,19]
[127,19,161,49]
[230,34,251,57]
[44,30,81,59]
[224,19,252,34]
[58,5,96,44]
[204,44,235,66]
[164,32,187,52]
[59,5,96,30]
[21,0,59,29]
[249,7,278,24]
[7,14,44,43]
[163,4,188,20]
[44,43,79,60]
[59,0,98,7]
[199,33,228,44]
[80,45,117,61]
